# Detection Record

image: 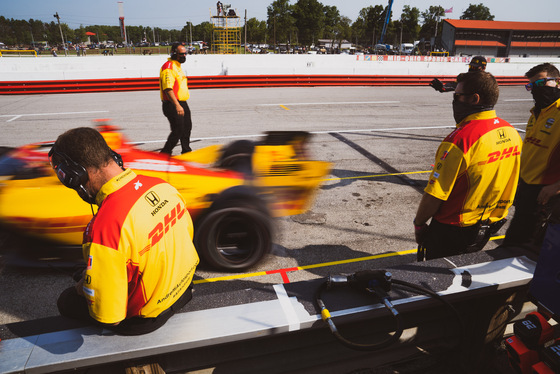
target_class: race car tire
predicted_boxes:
[194,188,272,271]
[216,139,254,175]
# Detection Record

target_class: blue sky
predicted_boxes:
[2,0,559,29]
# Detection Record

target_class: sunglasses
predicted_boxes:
[525,77,557,91]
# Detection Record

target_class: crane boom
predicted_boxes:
[378,0,394,45]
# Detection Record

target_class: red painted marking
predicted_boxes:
[266,267,299,283]
[280,272,291,283]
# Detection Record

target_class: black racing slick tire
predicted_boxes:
[216,139,255,175]
[194,187,272,271]
[195,206,272,271]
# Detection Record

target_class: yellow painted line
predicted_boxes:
[280,105,290,111]
[322,170,432,182]
[299,249,417,270]
[194,235,506,285]
[194,271,268,284]
[194,249,417,284]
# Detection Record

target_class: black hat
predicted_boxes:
[469,56,487,68]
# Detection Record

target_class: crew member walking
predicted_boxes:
[160,42,193,155]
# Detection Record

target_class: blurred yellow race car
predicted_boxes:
[0,124,330,271]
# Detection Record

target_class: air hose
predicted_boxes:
[314,269,466,352]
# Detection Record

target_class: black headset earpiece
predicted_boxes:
[111,150,124,169]
[48,147,89,191]
[170,42,181,60]
[49,146,123,204]
[49,146,96,204]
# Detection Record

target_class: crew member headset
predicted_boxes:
[170,42,182,61]
[48,146,124,205]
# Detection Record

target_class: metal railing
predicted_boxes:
[0,49,37,57]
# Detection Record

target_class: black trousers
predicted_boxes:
[503,179,544,249]
[57,285,193,336]
[420,219,481,261]
[161,100,192,154]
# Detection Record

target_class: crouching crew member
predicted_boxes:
[49,127,199,335]
[415,71,522,261]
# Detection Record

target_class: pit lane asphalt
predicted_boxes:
[0,85,532,326]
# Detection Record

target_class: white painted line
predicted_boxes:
[273,284,301,332]
[140,123,529,144]
[258,101,400,106]
[1,110,109,122]
[309,126,455,134]
[6,115,22,123]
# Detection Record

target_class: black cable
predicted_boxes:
[314,280,404,351]
[314,274,469,355]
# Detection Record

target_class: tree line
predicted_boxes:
[0,1,493,49]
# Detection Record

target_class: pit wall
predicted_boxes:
[1,54,559,82]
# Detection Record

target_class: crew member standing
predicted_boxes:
[415,71,522,261]
[160,42,193,155]
[50,127,199,335]
[503,63,560,250]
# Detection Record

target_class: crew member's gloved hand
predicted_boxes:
[414,222,429,245]
[429,78,445,92]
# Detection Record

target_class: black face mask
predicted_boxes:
[452,99,493,124]
[531,86,560,110]
[177,55,186,64]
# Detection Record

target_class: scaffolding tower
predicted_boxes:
[211,3,242,54]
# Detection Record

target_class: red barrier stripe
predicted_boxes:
[0,75,526,95]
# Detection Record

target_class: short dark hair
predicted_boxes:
[456,71,499,107]
[171,42,181,54]
[525,63,560,79]
[52,127,114,169]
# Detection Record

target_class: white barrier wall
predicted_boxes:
[1,54,559,81]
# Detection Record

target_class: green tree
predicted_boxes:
[246,18,267,45]
[11,19,31,45]
[399,5,420,43]
[353,5,385,48]
[322,5,339,42]
[419,5,445,40]
[461,3,494,20]
[126,26,145,45]
[193,22,213,44]
[44,21,61,46]
[335,16,353,46]
[293,0,325,46]
[322,6,353,51]
[267,0,296,46]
